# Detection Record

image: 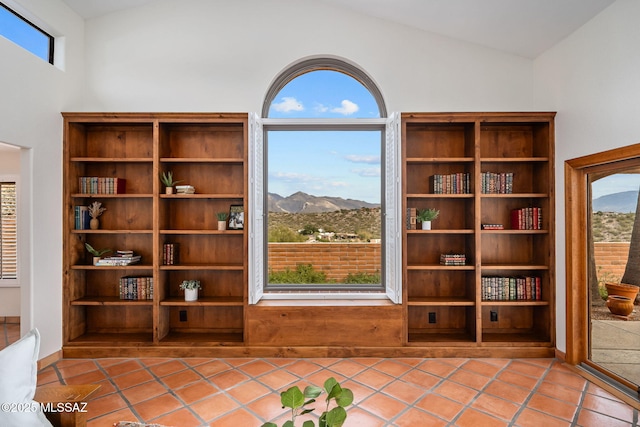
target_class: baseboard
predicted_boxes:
[38,349,62,370]
[554,347,566,362]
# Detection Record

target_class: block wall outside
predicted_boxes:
[268,243,381,281]
[594,242,630,282]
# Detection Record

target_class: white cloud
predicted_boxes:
[331,99,359,115]
[344,154,380,164]
[314,103,329,113]
[351,167,381,178]
[272,97,304,113]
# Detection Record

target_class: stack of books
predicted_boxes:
[95,250,141,266]
[440,253,466,266]
[481,275,542,301]
[79,177,126,194]
[406,208,417,230]
[480,172,513,194]
[175,185,195,194]
[481,223,504,230]
[119,276,153,300]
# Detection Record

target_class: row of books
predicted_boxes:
[440,253,466,266]
[119,276,153,300]
[79,177,126,194]
[430,173,471,194]
[511,207,542,230]
[481,275,542,301]
[480,172,513,194]
[95,250,141,266]
[74,206,91,229]
[163,243,179,265]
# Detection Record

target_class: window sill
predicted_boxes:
[256,292,395,306]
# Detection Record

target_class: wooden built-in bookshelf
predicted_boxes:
[63,111,554,358]
[63,113,248,350]
[402,112,555,348]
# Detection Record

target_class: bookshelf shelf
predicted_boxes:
[407,229,474,234]
[160,157,243,163]
[70,297,153,306]
[406,157,475,163]
[403,112,555,351]
[159,193,244,199]
[70,264,154,270]
[480,157,549,162]
[159,264,244,271]
[408,297,475,306]
[70,157,153,162]
[160,296,243,306]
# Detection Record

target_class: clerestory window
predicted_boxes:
[249,57,401,303]
[0,2,54,64]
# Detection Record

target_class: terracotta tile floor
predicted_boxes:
[35,357,639,427]
[4,325,639,426]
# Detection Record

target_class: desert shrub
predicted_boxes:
[343,271,380,284]
[269,264,331,283]
[269,225,308,242]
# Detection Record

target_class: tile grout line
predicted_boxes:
[139,359,211,426]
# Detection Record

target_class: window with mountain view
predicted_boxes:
[264,64,386,291]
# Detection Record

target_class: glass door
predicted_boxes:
[587,165,640,393]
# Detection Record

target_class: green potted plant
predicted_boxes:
[216,212,229,231]
[180,279,201,301]
[160,171,182,194]
[85,242,111,265]
[417,208,439,230]
[262,377,353,427]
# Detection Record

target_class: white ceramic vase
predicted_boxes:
[184,288,198,302]
[421,221,431,230]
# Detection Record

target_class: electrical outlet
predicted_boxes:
[490,310,498,322]
[179,310,187,322]
[428,312,436,324]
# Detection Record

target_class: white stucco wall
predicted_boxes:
[534,0,639,353]
[82,0,533,113]
[0,0,84,357]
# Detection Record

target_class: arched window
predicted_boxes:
[249,57,401,303]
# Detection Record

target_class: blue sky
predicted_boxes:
[0,4,50,62]
[267,71,382,204]
[591,173,640,199]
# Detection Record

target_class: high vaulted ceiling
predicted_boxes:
[60,0,615,58]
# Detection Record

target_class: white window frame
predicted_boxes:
[0,175,18,287]
[249,113,401,304]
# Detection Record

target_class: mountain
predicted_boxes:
[268,191,379,213]
[593,191,639,213]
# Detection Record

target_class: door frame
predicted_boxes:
[565,142,640,406]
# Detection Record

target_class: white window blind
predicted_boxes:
[0,182,17,280]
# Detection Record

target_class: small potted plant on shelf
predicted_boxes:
[85,242,111,266]
[216,212,229,231]
[180,279,201,301]
[161,171,182,194]
[417,208,439,230]
[87,201,106,230]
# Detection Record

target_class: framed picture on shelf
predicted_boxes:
[228,205,244,229]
